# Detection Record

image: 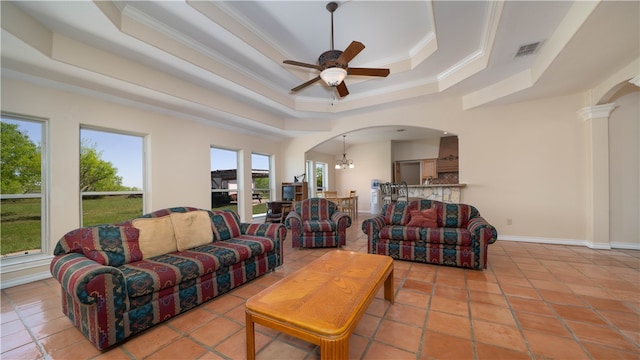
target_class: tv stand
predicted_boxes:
[281,182,308,202]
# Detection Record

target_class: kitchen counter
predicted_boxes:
[406,184,465,203]
[407,184,466,188]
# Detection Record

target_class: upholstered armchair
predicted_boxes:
[285,198,352,248]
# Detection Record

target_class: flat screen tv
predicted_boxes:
[283,185,295,201]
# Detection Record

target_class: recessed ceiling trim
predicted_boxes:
[111,3,299,115]
[530,0,599,81]
[187,0,286,66]
[462,69,533,110]
[436,1,504,91]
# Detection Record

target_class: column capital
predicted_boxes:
[577,103,618,121]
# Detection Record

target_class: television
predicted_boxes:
[283,185,295,201]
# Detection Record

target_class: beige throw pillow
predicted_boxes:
[132,217,177,259]
[171,211,214,251]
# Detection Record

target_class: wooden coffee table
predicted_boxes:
[245,250,394,359]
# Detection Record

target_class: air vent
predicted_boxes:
[515,41,542,58]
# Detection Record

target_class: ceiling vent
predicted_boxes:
[514,41,542,58]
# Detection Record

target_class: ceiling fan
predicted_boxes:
[283,1,390,98]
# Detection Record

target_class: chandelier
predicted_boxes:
[335,135,354,169]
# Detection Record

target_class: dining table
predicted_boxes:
[324,195,358,221]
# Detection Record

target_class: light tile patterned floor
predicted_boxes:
[2,214,639,359]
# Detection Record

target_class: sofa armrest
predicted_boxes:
[361,215,385,236]
[240,222,286,241]
[331,211,352,229]
[284,211,301,229]
[240,222,286,266]
[466,216,498,244]
[50,253,126,306]
[361,216,386,254]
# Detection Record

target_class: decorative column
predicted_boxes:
[577,103,617,249]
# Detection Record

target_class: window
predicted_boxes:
[251,153,270,218]
[1,114,47,258]
[316,162,328,195]
[210,147,238,213]
[80,128,144,226]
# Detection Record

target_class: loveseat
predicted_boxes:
[50,207,285,350]
[285,197,352,248]
[362,200,497,270]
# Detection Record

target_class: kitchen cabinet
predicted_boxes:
[421,159,437,183]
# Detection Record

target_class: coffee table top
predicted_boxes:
[246,250,393,336]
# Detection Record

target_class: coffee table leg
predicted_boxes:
[246,311,256,360]
[384,268,394,304]
[320,337,349,360]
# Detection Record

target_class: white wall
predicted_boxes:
[392,138,440,161]
[289,94,591,243]
[609,84,640,248]
[1,78,283,286]
[3,73,637,287]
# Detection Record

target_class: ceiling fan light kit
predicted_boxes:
[283,1,390,98]
[320,67,347,87]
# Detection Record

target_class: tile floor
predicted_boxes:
[2,214,639,359]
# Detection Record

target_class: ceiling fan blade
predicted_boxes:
[283,60,322,70]
[348,67,390,77]
[336,41,365,65]
[291,76,321,92]
[336,81,349,97]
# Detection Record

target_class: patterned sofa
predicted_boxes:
[50,207,285,350]
[285,197,352,248]
[362,200,497,270]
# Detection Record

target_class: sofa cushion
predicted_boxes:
[303,219,336,232]
[132,217,178,259]
[407,208,438,228]
[438,203,475,228]
[211,210,241,241]
[383,201,411,225]
[379,225,422,241]
[421,227,473,246]
[171,211,214,251]
[120,237,276,298]
[80,226,142,266]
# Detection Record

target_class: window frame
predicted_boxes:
[315,161,328,195]
[79,127,145,226]
[251,152,271,219]
[210,147,240,213]
[0,112,51,269]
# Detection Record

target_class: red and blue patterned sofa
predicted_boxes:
[285,197,352,248]
[50,207,285,350]
[362,200,497,270]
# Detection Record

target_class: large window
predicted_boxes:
[210,147,238,213]
[316,162,328,195]
[80,128,144,226]
[252,153,271,218]
[1,114,46,258]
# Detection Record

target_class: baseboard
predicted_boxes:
[498,235,588,247]
[0,271,51,289]
[610,242,640,250]
[498,235,640,250]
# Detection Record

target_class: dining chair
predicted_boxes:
[341,190,357,220]
[323,190,337,198]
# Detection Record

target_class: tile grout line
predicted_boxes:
[3,283,52,360]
